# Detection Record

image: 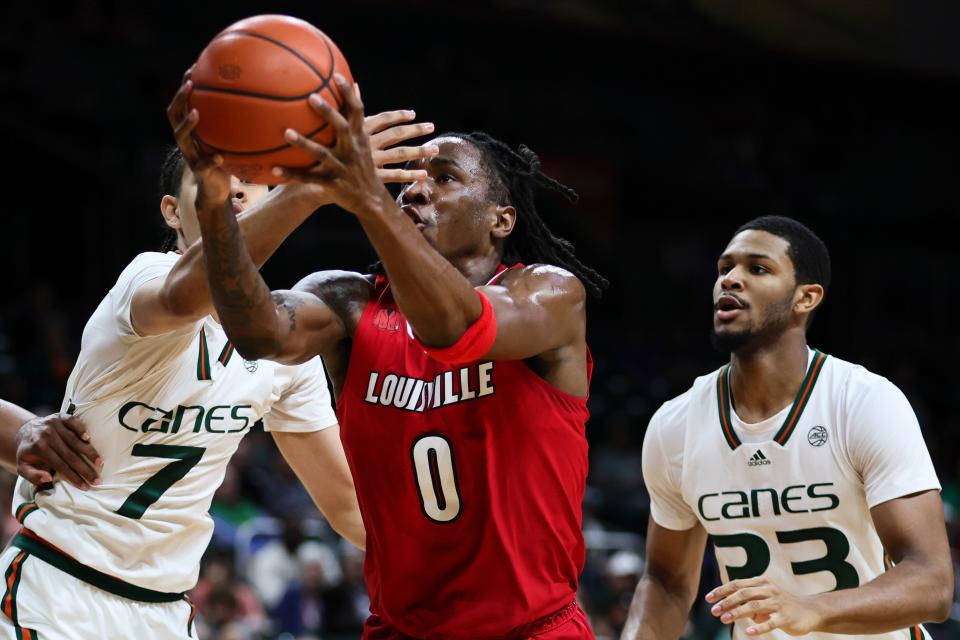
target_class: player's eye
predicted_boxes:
[436,174,455,184]
[719,264,733,275]
[751,265,768,274]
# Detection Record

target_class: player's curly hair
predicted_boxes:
[453,132,608,298]
[158,146,187,252]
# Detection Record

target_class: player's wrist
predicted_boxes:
[355,189,399,221]
[803,592,831,632]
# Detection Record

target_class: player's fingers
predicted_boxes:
[364,110,416,136]
[373,144,440,167]
[166,80,193,127]
[33,445,89,490]
[376,168,428,184]
[713,587,770,613]
[181,65,195,86]
[369,122,436,150]
[307,94,349,137]
[173,112,202,163]
[61,415,92,442]
[335,75,364,130]
[17,462,53,487]
[282,130,343,171]
[746,614,782,635]
[58,422,103,470]
[47,434,100,485]
[722,598,778,623]
[706,578,765,603]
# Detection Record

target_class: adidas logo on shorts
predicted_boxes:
[747,449,771,467]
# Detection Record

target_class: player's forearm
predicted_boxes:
[621,573,696,640]
[0,400,34,473]
[811,558,952,633]
[164,185,319,321]
[356,191,482,346]
[197,200,285,359]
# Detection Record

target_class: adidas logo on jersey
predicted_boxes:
[747,449,771,467]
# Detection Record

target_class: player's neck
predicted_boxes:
[729,334,809,423]
[449,249,504,287]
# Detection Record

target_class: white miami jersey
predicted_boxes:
[12,251,337,594]
[642,348,940,640]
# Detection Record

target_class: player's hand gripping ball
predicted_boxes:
[188,14,353,185]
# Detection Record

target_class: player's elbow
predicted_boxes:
[928,569,954,622]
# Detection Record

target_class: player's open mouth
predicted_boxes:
[401,205,426,230]
[715,294,746,321]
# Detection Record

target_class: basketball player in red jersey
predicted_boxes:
[196,74,609,639]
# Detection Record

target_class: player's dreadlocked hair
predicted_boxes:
[451,131,608,298]
[158,146,187,252]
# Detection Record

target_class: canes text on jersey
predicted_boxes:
[364,362,495,412]
[698,482,839,521]
[118,401,258,434]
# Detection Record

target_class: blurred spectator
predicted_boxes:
[272,546,358,636]
[210,463,264,548]
[247,517,342,610]
[191,547,267,638]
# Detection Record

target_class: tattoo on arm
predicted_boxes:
[272,292,305,333]
[199,202,280,354]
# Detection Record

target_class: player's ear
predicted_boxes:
[160,195,182,230]
[491,204,516,241]
[794,283,824,316]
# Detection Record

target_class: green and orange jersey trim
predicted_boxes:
[2,549,39,639]
[716,349,828,451]
[14,502,38,525]
[196,327,212,381]
[217,340,235,367]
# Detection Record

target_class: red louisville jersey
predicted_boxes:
[337,270,591,639]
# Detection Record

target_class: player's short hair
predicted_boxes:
[735,215,831,294]
[158,146,187,252]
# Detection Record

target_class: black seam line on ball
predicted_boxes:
[194,120,331,156]
[226,30,334,83]
[191,83,333,102]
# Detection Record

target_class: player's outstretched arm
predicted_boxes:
[706,490,953,635]
[272,427,365,550]
[621,521,708,640]
[132,70,436,337]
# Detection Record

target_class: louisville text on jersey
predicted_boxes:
[364,362,495,412]
[698,482,839,521]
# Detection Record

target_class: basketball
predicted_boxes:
[188,15,353,185]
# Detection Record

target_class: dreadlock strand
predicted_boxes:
[455,131,608,298]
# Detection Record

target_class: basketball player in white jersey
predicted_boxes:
[622,216,952,640]
[0,75,437,640]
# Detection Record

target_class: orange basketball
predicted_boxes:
[188,15,353,185]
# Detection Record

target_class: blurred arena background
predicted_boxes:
[1,1,959,638]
